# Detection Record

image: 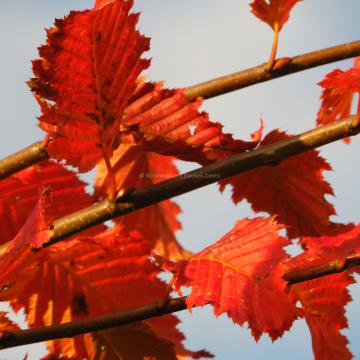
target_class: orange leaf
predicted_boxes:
[172,217,297,341]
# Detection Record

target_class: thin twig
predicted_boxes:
[1,254,359,350]
[1,40,360,180]
[0,298,188,349]
[284,254,360,285]
[44,115,360,247]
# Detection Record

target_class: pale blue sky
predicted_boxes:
[0,1,359,359]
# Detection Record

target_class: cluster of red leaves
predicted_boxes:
[163,218,360,360]
[0,161,211,359]
[29,0,151,172]
[0,0,359,360]
[28,1,257,174]
[27,0,338,256]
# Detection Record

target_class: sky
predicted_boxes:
[0,0,360,359]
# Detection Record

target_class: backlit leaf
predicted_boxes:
[30,0,150,172]
[122,81,259,164]
[219,130,336,239]
[170,217,297,340]
[291,274,354,360]
[317,58,360,143]
[0,223,206,359]
[0,160,93,245]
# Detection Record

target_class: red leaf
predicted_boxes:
[219,130,336,239]
[250,0,301,31]
[302,224,360,260]
[285,227,359,359]
[123,81,260,164]
[173,217,297,340]
[291,274,354,360]
[7,188,53,251]
[317,58,360,143]
[95,145,191,259]
[30,0,150,172]
[0,160,93,245]
[319,58,360,94]
[288,223,360,273]
[0,191,53,300]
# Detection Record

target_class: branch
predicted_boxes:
[283,254,360,285]
[45,115,360,247]
[1,40,360,180]
[1,254,359,350]
[0,142,48,179]
[184,40,360,100]
[0,297,187,349]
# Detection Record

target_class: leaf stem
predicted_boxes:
[265,22,280,71]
